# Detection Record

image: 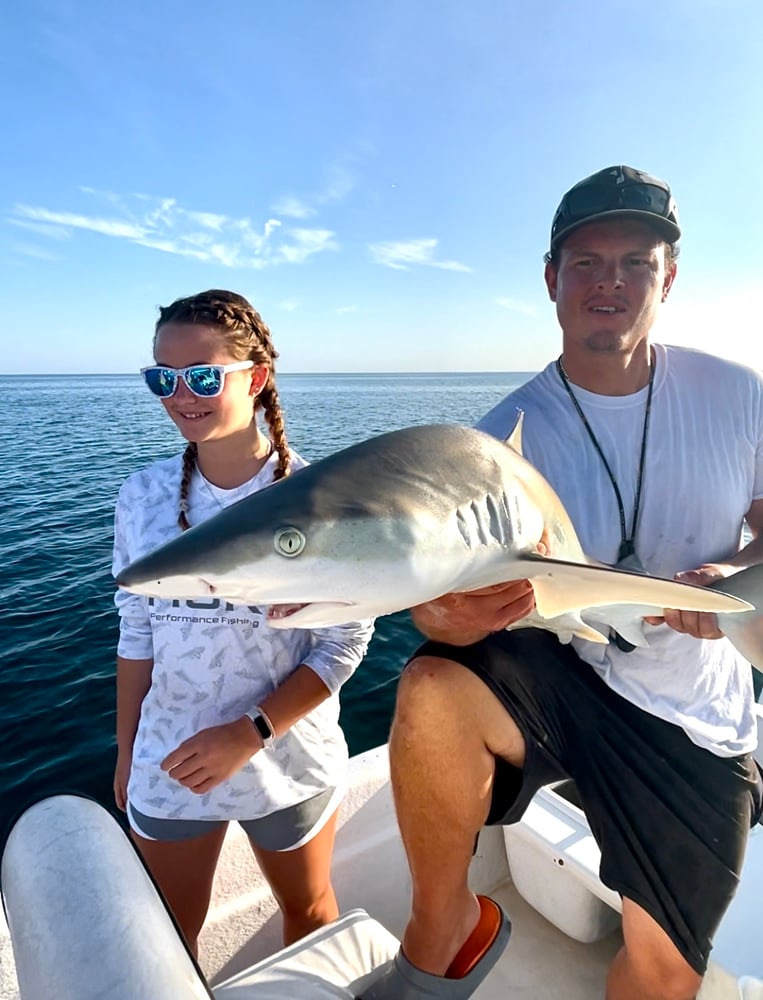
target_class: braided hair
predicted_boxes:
[154,289,291,530]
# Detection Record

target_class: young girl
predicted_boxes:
[112,289,374,957]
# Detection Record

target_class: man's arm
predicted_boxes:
[725,498,763,570]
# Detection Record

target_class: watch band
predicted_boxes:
[246,705,276,748]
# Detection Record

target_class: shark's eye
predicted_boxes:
[274,526,306,558]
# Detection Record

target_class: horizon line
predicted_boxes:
[0,369,540,378]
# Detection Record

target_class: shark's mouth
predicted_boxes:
[265,600,358,627]
[267,604,309,621]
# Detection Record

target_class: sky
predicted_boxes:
[2,0,762,374]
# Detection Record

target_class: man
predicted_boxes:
[362,166,763,1000]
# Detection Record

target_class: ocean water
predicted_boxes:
[0,371,532,847]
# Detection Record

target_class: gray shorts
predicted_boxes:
[127,785,340,852]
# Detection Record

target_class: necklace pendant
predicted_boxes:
[610,628,637,653]
[617,539,635,562]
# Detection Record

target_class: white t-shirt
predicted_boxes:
[477,343,763,757]
[112,449,375,822]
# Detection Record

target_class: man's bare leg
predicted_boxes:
[606,899,702,1000]
[389,655,526,975]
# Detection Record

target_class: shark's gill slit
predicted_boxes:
[486,492,511,546]
[455,508,471,547]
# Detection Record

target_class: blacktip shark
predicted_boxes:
[116,420,763,665]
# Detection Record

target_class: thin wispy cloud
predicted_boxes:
[369,238,472,273]
[316,165,354,206]
[271,196,316,220]
[8,219,72,241]
[80,185,123,206]
[495,296,536,316]
[271,165,355,220]
[11,193,338,270]
[279,298,301,311]
[17,207,147,240]
[185,210,228,231]
[11,242,62,262]
[279,227,337,263]
[336,305,358,314]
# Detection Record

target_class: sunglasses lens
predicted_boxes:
[619,185,671,213]
[143,367,177,397]
[563,184,611,219]
[185,366,223,397]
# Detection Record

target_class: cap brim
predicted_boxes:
[550,209,681,252]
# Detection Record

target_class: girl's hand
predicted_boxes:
[161,718,261,795]
[113,750,132,811]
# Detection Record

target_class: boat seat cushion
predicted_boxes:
[212,909,399,999]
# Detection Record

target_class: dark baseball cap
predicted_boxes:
[549,165,681,252]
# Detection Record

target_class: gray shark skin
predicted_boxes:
[116,422,763,663]
[709,564,763,670]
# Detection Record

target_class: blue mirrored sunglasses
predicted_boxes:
[140,361,254,398]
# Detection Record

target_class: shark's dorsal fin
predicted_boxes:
[505,409,524,456]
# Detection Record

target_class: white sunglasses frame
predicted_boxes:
[140,360,255,398]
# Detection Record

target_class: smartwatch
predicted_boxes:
[246,706,276,748]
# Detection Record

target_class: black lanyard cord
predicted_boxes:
[556,354,655,563]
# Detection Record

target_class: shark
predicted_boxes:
[116,421,763,665]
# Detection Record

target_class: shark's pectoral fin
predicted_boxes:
[507,607,610,644]
[581,608,650,648]
[515,553,753,619]
[546,615,611,644]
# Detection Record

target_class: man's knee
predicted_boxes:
[617,899,703,1000]
[620,952,702,1000]
[397,655,470,706]
[393,655,504,735]
[391,656,478,747]
[392,655,526,768]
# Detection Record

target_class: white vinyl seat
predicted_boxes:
[213,909,399,999]
[2,795,397,1000]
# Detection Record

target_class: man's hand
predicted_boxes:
[644,563,736,640]
[161,718,261,795]
[410,532,549,645]
[411,578,536,646]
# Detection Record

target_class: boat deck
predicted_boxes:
[2,740,760,999]
[199,817,623,999]
[473,877,621,999]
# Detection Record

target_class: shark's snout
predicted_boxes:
[116,568,216,600]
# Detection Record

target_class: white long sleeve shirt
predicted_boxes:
[113,449,375,822]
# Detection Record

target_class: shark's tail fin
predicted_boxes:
[714,565,763,672]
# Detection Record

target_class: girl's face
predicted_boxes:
[153,322,267,445]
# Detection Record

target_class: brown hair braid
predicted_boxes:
[154,289,291,530]
[178,442,197,532]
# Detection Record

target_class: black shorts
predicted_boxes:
[413,629,763,975]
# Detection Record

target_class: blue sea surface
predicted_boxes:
[0,371,532,846]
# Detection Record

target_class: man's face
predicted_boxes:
[544,219,676,355]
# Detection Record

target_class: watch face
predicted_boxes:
[252,714,272,741]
